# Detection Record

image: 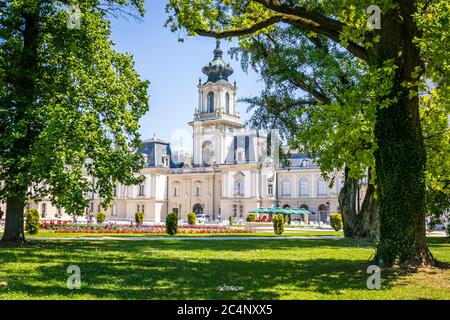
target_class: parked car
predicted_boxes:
[196,214,207,224]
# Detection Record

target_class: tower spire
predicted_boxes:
[202,40,233,83]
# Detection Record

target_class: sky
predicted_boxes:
[108,1,264,150]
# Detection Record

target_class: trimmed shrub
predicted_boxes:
[330,213,343,231]
[166,213,179,235]
[447,223,450,237]
[187,212,196,225]
[229,215,233,226]
[273,214,284,235]
[97,212,106,223]
[135,212,144,225]
[25,209,40,235]
[246,213,256,222]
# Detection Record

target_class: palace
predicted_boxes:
[0,42,343,223]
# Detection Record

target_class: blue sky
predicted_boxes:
[108,1,263,148]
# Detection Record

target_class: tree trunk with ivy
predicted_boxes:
[372,8,433,266]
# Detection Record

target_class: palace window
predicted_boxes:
[207,92,214,113]
[234,172,245,196]
[137,204,145,214]
[281,180,291,197]
[318,179,328,196]
[173,186,178,197]
[138,184,145,196]
[299,180,309,197]
[268,183,273,196]
[225,92,230,113]
[196,186,201,197]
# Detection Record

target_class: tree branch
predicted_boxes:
[185,1,369,61]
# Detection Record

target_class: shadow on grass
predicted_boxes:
[0,238,395,299]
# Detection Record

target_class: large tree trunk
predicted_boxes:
[338,166,359,237]
[1,8,39,244]
[373,5,433,266]
[355,172,378,240]
[1,195,26,244]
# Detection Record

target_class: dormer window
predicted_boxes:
[236,147,245,163]
[162,155,169,167]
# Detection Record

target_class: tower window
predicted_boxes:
[225,92,230,113]
[207,92,214,113]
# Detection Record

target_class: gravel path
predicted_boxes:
[29,235,344,241]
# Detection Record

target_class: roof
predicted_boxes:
[201,40,234,83]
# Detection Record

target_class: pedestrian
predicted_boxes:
[0,208,4,220]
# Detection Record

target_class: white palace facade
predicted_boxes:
[1,42,343,223]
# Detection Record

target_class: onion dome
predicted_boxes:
[202,40,234,83]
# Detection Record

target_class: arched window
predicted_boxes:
[225,92,230,113]
[207,92,214,113]
[268,183,273,196]
[202,141,213,166]
[234,172,245,196]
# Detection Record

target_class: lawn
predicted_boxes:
[0,236,449,300]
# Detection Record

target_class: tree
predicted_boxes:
[166,0,450,266]
[229,26,378,239]
[0,0,149,244]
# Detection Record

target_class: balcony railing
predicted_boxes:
[194,109,241,122]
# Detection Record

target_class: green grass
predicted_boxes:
[0,237,449,299]
[23,230,343,238]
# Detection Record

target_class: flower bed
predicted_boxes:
[53,228,253,234]
[39,220,252,234]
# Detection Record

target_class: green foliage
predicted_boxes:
[246,213,256,222]
[25,209,40,235]
[166,213,179,235]
[273,214,284,235]
[96,212,106,224]
[187,212,196,225]
[0,0,148,242]
[330,213,343,231]
[135,212,144,225]
[447,224,450,237]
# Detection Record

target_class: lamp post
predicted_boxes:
[326,201,330,227]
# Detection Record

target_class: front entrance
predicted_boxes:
[193,203,203,215]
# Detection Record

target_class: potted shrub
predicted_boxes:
[166,212,179,235]
[273,214,284,235]
[330,213,343,231]
[25,209,40,235]
[135,212,144,225]
[246,213,256,222]
[97,212,106,224]
[187,212,196,225]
